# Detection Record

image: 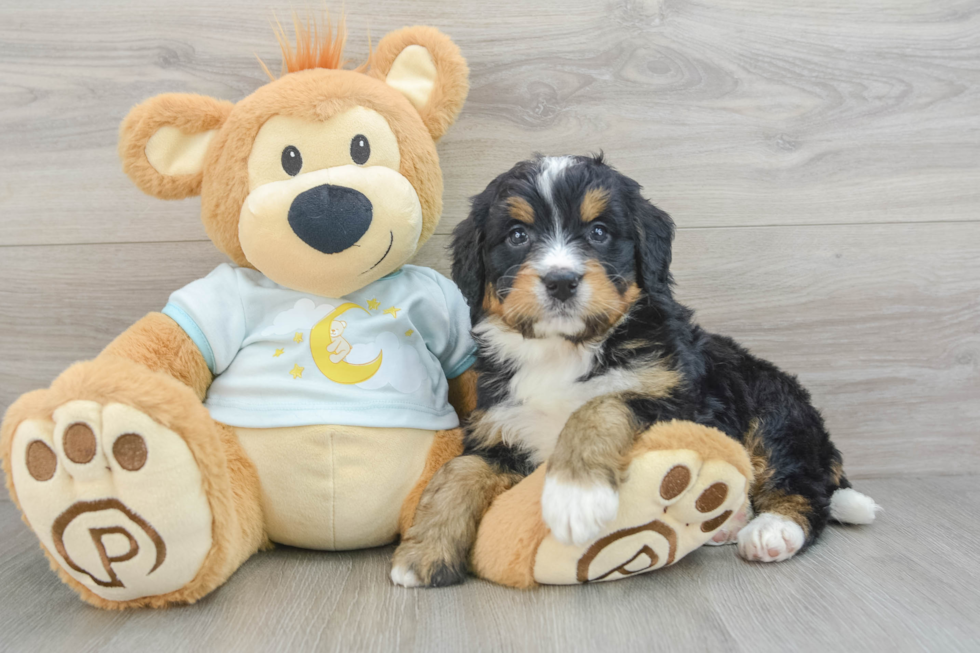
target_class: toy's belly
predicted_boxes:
[234,424,435,550]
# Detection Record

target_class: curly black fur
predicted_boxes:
[453,154,851,549]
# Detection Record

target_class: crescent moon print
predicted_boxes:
[310,302,383,384]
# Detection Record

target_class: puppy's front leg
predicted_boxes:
[542,393,642,546]
[392,455,519,587]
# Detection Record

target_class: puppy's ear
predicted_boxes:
[629,183,675,294]
[368,26,469,141]
[119,93,233,199]
[451,185,496,320]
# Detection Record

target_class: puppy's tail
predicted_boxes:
[830,487,881,525]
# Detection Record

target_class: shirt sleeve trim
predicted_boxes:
[446,351,477,379]
[162,303,216,374]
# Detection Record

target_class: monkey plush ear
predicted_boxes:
[368,26,469,141]
[118,93,234,199]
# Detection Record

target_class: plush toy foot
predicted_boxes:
[10,400,214,603]
[704,504,753,546]
[1,358,264,608]
[472,421,752,587]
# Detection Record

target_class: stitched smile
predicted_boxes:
[363,231,394,274]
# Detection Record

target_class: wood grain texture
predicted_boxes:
[1,476,978,652]
[0,7,978,468]
[0,0,978,246]
[2,223,977,478]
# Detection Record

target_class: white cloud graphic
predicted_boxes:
[348,331,427,394]
[262,298,335,336]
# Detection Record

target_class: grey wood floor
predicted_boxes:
[1,0,979,650]
[2,477,979,652]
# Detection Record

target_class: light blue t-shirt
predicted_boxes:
[162,264,476,430]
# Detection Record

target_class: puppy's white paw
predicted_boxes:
[390,565,422,588]
[541,475,619,546]
[736,512,805,562]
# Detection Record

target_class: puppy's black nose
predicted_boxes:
[543,271,582,302]
[288,184,373,254]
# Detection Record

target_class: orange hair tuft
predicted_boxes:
[257,10,354,80]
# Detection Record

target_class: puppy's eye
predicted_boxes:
[350,134,370,165]
[508,226,529,246]
[281,145,302,176]
[588,224,610,244]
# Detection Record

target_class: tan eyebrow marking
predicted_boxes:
[507,196,535,224]
[580,187,610,223]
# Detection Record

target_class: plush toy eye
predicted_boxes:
[508,226,529,246]
[350,134,370,165]
[588,224,610,244]
[281,146,302,176]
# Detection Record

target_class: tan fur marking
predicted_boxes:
[579,187,609,223]
[634,363,682,400]
[741,419,811,536]
[447,368,478,422]
[394,456,519,584]
[580,260,641,331]
[507,196,535,224]
[547,363,680,488]
[465,410,504,451]
[548,395,638,488]
[830,459,844,486]
[397,429,464,535]
[494,264,543,331]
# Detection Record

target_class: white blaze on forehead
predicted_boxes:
[535,238,583,274]
[533,157,583,275]
[536,156,574,205]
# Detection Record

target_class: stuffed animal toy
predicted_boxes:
[0,16,475,608]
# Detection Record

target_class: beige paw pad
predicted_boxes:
[10,401,213,602]
[533,448,748,585]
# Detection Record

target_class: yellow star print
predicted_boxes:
[384,306,401,319]
[290,364,304,379]
[405,329,415,337]
[293,332,304,343]
[273,348,284,357]
[367,298,380,310]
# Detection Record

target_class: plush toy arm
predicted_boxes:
[447,367,478,422]
[98,312,213,400]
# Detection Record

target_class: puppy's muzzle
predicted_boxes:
[288,184,373,254]
[543,270,582,302]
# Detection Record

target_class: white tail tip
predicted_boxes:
[830,488,881,525]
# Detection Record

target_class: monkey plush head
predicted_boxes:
[119,19,468,297]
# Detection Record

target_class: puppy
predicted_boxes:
[391,154,878,587]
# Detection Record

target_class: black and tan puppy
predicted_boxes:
[391,154,878,587]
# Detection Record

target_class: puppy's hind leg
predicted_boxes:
[391,455,519,588]
[736,416,848,563]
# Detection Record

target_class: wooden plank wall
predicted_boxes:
[1,0,977,478]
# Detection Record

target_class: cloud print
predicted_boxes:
[348,331,427,394]
[262,299,335,336]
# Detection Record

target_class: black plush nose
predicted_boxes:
[287,184,373,254]
[543,270,582,302]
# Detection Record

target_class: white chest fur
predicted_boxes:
[476,322,643,465]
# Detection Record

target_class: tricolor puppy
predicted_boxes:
[393,154,878,587]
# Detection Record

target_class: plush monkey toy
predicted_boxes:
[0,18,475,608]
